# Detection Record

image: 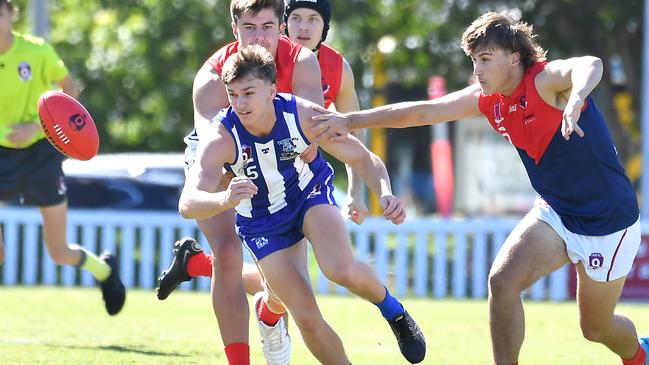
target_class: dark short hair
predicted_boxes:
[461,12,546,70]
[222,44,277,85]
[230,0,285,24]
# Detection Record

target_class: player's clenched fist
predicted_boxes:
[226,176,258,207]
[379,195,406,225]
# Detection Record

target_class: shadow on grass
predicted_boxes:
[55,344,191,358]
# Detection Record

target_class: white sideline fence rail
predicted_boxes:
[1,207,573,300]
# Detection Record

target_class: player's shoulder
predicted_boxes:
[13,32,49,50]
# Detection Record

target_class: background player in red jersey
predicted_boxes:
[311,11,649,365]
[284,0,369,226]
[156,1,322,364]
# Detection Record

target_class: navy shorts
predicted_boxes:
[0,139,67,206]
[238,180,337,261]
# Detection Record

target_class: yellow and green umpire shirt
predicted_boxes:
[0,32,69,148]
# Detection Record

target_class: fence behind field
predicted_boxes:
[0,207,569,300]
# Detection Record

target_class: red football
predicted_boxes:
[38,91,99,161]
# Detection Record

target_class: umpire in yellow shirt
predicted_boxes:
[0,0,126,315]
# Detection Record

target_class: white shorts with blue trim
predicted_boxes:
[529,197,641,282]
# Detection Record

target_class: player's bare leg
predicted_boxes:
[303,204,385,302]
[40,202,83,266]
[576,263,640,359]
[40,201,125,315]
[198,210,249,346]
[242,262,264,294]
[258,241,350,364]
[303,204,425,363]
[488,215,570,364]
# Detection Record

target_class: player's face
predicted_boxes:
[0,4,15,35]
[286,8,324,51]
[471,47,521,95]
[226,76,277,125]
[232,9,285,57]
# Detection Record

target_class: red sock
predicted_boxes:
[623,344,647,365]
[257,297,283,326]
[186,252,213,277]
[224,342,249,365]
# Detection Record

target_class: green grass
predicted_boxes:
[1,287,648,364]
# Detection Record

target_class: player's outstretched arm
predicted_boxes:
[192,63,230,133]
[178,124,254,219]
[311,83,483,142]
[298,97,405,224]
[538,56,603,140]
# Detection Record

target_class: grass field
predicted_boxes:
[1,287,648,364]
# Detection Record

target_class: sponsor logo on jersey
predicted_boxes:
[524,114,536,125]
[277,138,299,160]
[519,95,528,109]
[18,62,32,81]
[588,253,604,269]
[494,102,504,124]
[307,183,322,199]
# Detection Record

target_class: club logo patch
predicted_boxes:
[588,253,604,269]
[277,138,299,160]
[18,62,32,81]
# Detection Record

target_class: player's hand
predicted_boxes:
[226,176,257,207]
[311,105,351,143]
[7,123,40,147]
[300,144,318,163]
[341,194,369,225]
[561,96,585,140]
[379,194,406,225]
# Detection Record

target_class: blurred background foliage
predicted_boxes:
[9,0,644,162]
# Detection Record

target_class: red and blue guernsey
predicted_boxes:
[216,93,335,237]
[479,61,639,236]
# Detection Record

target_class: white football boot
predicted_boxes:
[253,292,291,365]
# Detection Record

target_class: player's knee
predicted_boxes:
[323,265,357,288]
[488,270,520,297]
[580,319,611,343]
[291,306,323,332]
[211,241,242,273]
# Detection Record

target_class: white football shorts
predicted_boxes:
[529,197,641,282]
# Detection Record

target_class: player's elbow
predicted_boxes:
[178,197,197,219]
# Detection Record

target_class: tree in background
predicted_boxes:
[11,0,643,167]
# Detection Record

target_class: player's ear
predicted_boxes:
[270,83,277,97]
[231,22,238,39]
[511,51,520,66]
[279,21,286,35]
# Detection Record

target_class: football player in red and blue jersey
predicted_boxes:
[311,11,648,365]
